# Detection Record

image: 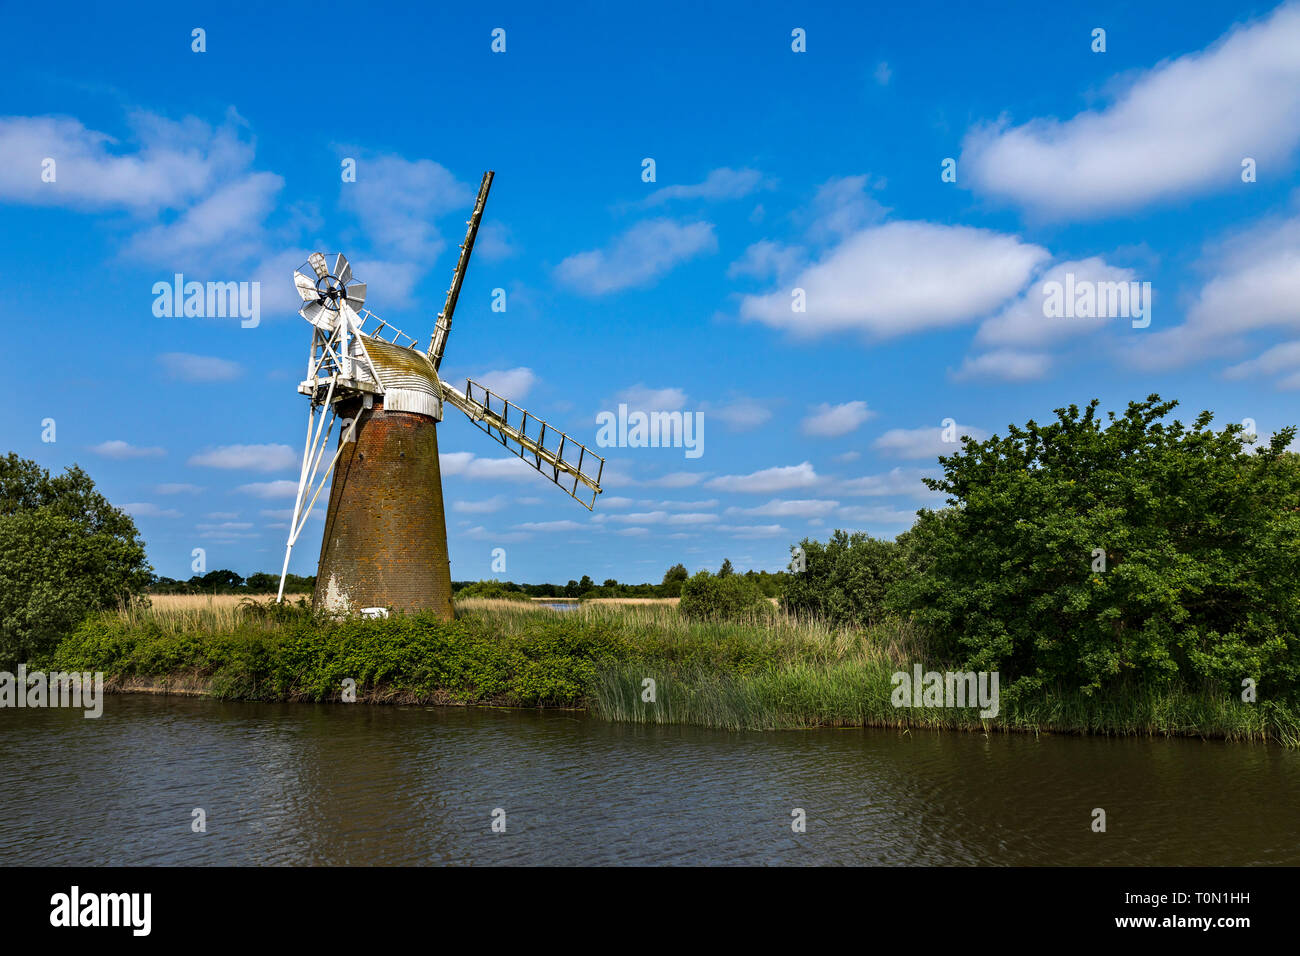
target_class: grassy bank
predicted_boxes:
[43,598,1299,745]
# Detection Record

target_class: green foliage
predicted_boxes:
[0,453,151,667]
[782,530,907,628]
[149,571,314,594]
[678,570,773,622]
[889,395,1300,699]
[659,562,689,597]
[452,579,533,602]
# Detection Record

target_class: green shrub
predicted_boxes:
[453,580,533,602]
[678,570,772,622]
[889,395,1300,699]
[0,454,151,668]
[782,530,908,628]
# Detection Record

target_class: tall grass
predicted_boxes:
[53,596,1298,744]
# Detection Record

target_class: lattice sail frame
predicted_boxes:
[441,378,605,510]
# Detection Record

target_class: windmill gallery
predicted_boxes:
[275,172,605,618]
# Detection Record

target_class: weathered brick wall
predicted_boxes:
[313,397,455,618]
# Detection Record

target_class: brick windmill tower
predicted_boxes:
[275,172,604,617]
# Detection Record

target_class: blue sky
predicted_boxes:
[4,1,1300,584]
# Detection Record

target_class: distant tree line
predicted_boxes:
[453,560,787,600]
[148,570,316,594]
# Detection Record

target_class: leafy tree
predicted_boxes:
[0,454,151,667]
[679,570,772,622]
[890,396,1300,698]
[782,530,906,628]
[718,558,734,577]
[659,563,688,597]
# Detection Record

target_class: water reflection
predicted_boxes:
[1,696,1296,865]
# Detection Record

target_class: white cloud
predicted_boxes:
[0,110,254,212]
[960,3,1300,216]
[189,444,298,471]
[473,367,538,400]
[158,352,243,382]
[873,424,988,459]
[121,502,181,518]
[739,221,1047,338]
[801,400,874,437]
[125,171,282,264]
[974,258,1137,349]
[615,384,688,410]
[556,219,716,295]
[642,167,772,206]
[701,397,772,430]
[835,467,935,498]
[91,440,165,459]
[706,462,818,493]
[800,175,889,242]
[874,61,892,86]
[156,482,204,494]
[728,498,839,518]
[236,480,299,499]
[836,505,916,526]
[952,349,1053,383]
[440,451,539,481]
[727,240,803,281]
[339,153,472,260]
[1129,214,1300,370]
[714,523,789,538]
[452,496,509,514]
[1225,341,1300,388]
[518,520,584,532]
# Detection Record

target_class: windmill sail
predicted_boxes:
[441,378,604,510]
[428,171,494,371]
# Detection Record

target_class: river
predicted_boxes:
[2,695,1296,865]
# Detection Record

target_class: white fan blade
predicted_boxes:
[294,270,318,303]
[308,252,329,278]
[300,300,329,325]
[334,254,352,285]
[344,281,365,310]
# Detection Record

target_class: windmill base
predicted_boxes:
[313,398,454,619]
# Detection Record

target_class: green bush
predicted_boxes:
[678,570,772,622]
[889,395,1300,699]
[0,454,151,668]
[453,580,533,602]
[782,530,908,628]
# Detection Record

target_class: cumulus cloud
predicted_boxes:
[1128,214,1300,370]
[235,480,299,498]
[960,3,1300,216]
[739,221,1047,338]
[158,352,243,382]
[339,153,472,260]
[952,349,1053,383]
[801,400,874,437]
[440,451,540,481]
[641,167,772,206]
[700,397,772,430]
[615,384,688,410]
[0,110,254,212]
[873,424,988,460]
[834,467,934,498]
[121,502,181,518]
[473,367,538,400]
[799,174,890,242]
[706,462,818,493]
[1224,341,1300,389]
[556,219,716,295]
[727,240,804,282]
[727,498,839,518]
[91,440,165,459]
[189,444,298,471]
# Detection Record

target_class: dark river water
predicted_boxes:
[2,695,1297,865]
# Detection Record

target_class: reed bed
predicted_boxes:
[55,596,1296,744]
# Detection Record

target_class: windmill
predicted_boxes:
[275,171,605,617]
